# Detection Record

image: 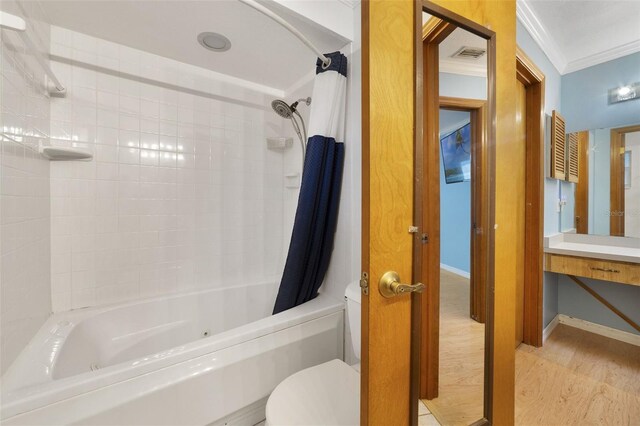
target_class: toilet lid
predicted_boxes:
[266,359,360,426]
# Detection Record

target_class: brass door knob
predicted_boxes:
[379,271,425,298]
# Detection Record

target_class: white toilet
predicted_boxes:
[265,281,362,426]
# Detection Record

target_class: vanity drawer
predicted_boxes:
[544,253,640,286]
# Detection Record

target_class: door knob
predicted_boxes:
[379,271,425,298]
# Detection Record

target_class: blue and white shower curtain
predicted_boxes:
[273,52,347,314]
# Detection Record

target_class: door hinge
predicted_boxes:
[360,271,369,295]
[408,225,419,234]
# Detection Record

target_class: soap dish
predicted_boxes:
[40,146,93,161]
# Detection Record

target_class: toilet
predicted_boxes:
[265,281,361,426]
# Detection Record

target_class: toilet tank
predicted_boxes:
[344,281,362,360]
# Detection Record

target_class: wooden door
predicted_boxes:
[515,80,526,346]
[575,131,589,234]
[361,1,419,424]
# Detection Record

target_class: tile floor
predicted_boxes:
[419,399,441,425]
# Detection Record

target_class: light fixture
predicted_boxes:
[197,32,231,52]
[608,82,639,104]
[618,86,632,96]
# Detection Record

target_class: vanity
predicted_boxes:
[544,122,640,286]
[544,233,640,285]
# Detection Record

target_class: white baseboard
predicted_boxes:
[557,314,640,347]
[440,263,470,279]
[543,314,560,343]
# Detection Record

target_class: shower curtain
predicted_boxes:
[273,51,347,314]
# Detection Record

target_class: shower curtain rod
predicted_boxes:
[237,0,331,68]
[0,11,67,96]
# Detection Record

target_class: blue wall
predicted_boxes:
[440,73,486,100]
[562,52,640,133]
[439,110,471,273]
[438,72,485,274]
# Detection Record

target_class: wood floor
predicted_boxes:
[422,269,640,426]
[422,270,485,425]
[516,324,640,425]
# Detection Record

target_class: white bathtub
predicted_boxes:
[1,281,344,425]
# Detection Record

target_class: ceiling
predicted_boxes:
[518,0,640,74]
[39,0,350,91]
[439,28,487,77]
[422,13,487,77]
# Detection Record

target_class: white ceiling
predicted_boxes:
[439,28,487,77]
[518,0,640,74]
[39,0,350,91]
[422,12,487,77]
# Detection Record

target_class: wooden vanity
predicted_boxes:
[544,234,640,285]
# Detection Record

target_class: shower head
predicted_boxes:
[271,99,293,119]
[271,97,312,119]
[272,97,311,170]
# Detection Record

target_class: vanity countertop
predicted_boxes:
[544,233,640,264]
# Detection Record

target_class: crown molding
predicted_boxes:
[439,59,486,78]
[516,0,566,74]
[563,39,640,74]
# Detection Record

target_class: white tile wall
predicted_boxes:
[0,0,52,374]
[49,28,287,311]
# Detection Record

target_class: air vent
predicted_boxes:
[452,46,486,60]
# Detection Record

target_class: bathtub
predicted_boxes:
[1,281,344,425]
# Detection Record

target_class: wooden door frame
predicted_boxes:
[418,2,496,424]
[575,131,590,234]
[611,124,640,236]
[516,47,545,347]
[439,97,488,324]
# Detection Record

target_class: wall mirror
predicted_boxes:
[569,124,640,238]
[418,2,496,425]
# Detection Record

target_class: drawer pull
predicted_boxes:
[590,267,620,273]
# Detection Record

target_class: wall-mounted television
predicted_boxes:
[440,122,471,184]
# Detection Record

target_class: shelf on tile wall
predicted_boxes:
[40,145,93,161]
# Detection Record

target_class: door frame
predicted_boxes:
[575,131,590,234]
[439,97,488,324]
[516,47,545,347]
[418,3,496,424]
[610,124,640,236]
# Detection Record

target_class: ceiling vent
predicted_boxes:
[452,46,486,60]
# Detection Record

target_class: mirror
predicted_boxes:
[565,124,640,238]
[421,10,489,426]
